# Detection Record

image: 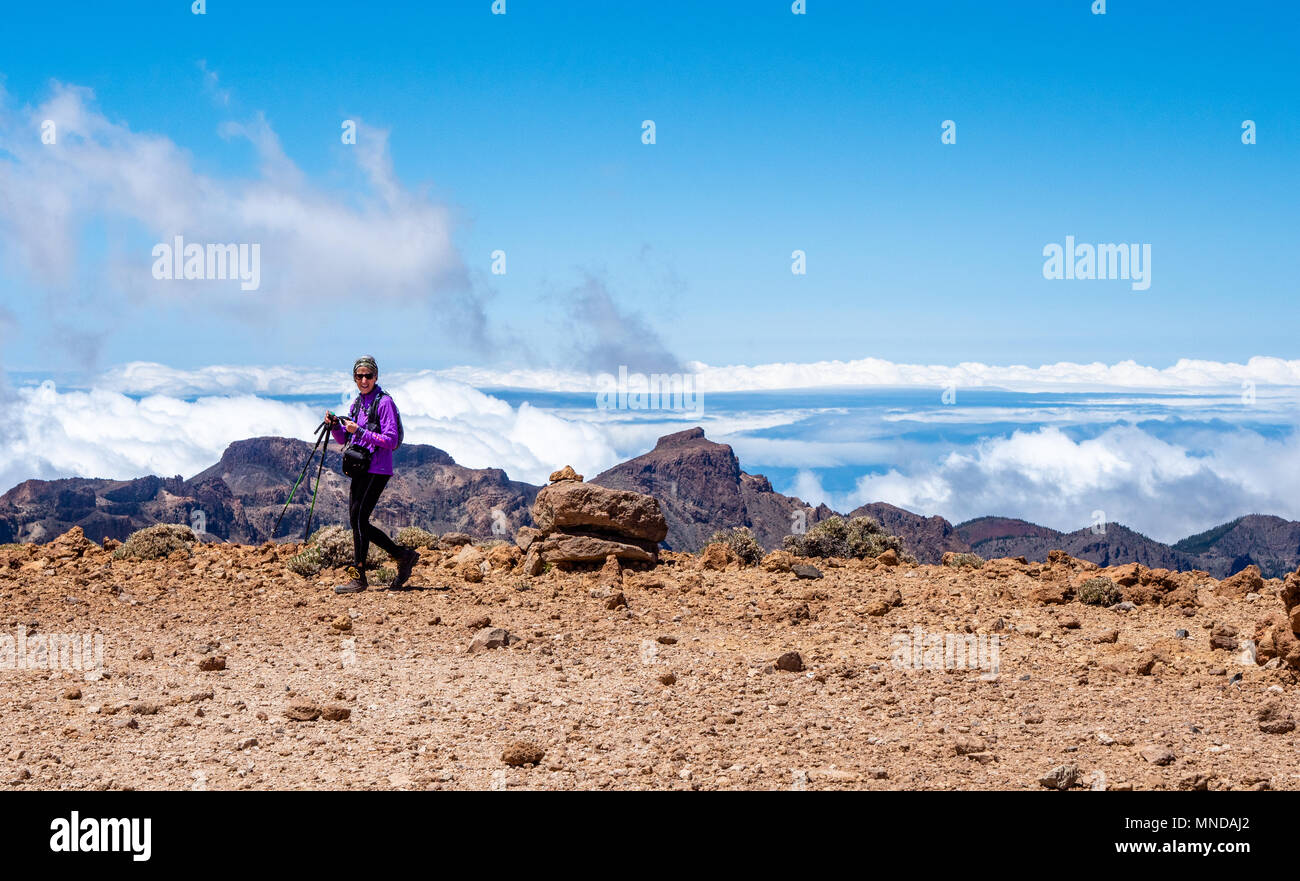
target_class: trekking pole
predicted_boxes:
[302,425,331,541]
[271,419,330,539]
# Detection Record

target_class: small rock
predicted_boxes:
[548,465,583,483]
[133,648,154,660]
[657,672,677,686]
[129,701,161,715]
[1209,622,1238,651]
[604,591,627,610]
[792,564,823,580]
[1038,764,1079,790]
[198,655,226,672]
[502,740,545,766]
[63,687,82,700]
[1256,701,1296,734]
[330,615,352,632]
[775,651,804,672]
[469,627,514,653]
[321,706,351,722]
[1175,629,1189,639]
[237,737,258,750]
[285,703,322,722]
[1138,745,1175,766]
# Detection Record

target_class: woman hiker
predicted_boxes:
[325,355,419,594]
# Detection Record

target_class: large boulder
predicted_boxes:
[1256,566,1300,669]
[536,532,658,564]
[532,481,668,545]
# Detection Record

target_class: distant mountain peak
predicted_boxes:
[654,426,708,449]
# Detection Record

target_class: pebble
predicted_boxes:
[1139,745,1175,765]
[501,740,545,766]
[469,627,514,653]
[1038,764,1079,790]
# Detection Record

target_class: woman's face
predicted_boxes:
[354,367,376,393]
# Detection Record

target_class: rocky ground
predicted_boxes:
[1,528,1296,791]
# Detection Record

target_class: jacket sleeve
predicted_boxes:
[362,396,400,451]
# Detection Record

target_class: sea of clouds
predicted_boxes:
[4,358,1299,545]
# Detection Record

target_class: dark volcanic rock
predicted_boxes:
[591,427,832,552]
[954,517,1230,576]
[0,438,538,546]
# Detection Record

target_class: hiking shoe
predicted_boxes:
[389,548,420,590]
[333,566,368,594]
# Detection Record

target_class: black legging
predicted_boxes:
[349,472,402,569]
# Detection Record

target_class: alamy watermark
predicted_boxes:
[1042,236,1150,291]
[152,235,261,291]
[891,626,1000,679]
[1,630,104,672]
[596,365,703,415]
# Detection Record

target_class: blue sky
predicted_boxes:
[1,1,1298,540]
[1,0,1296,374]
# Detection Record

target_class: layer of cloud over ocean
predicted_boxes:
[3,358,1299,546]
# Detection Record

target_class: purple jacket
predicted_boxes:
[331,385,400,476]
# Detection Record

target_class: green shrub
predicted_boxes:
[396,526,438,549]
[371,567,396,587]
[286,525,387,578]
[707,527,764,566]
[784,515,912,562]
[1078,576,1123,606]
[113,524,197,560]
[944,552,985,569]
[287,545,323,577]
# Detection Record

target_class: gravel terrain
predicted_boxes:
[2,530,1295,791]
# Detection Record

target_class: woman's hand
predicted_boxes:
[343,419,359,433]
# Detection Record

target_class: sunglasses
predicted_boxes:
[353,373,375,380]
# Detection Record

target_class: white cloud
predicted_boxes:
[81,356,1300,401]
[0,374,623,496]
[0,82,477,334]
[845,424,1300,543]
[418,356,1300,394]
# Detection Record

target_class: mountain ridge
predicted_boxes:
[1,427,1294,577]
